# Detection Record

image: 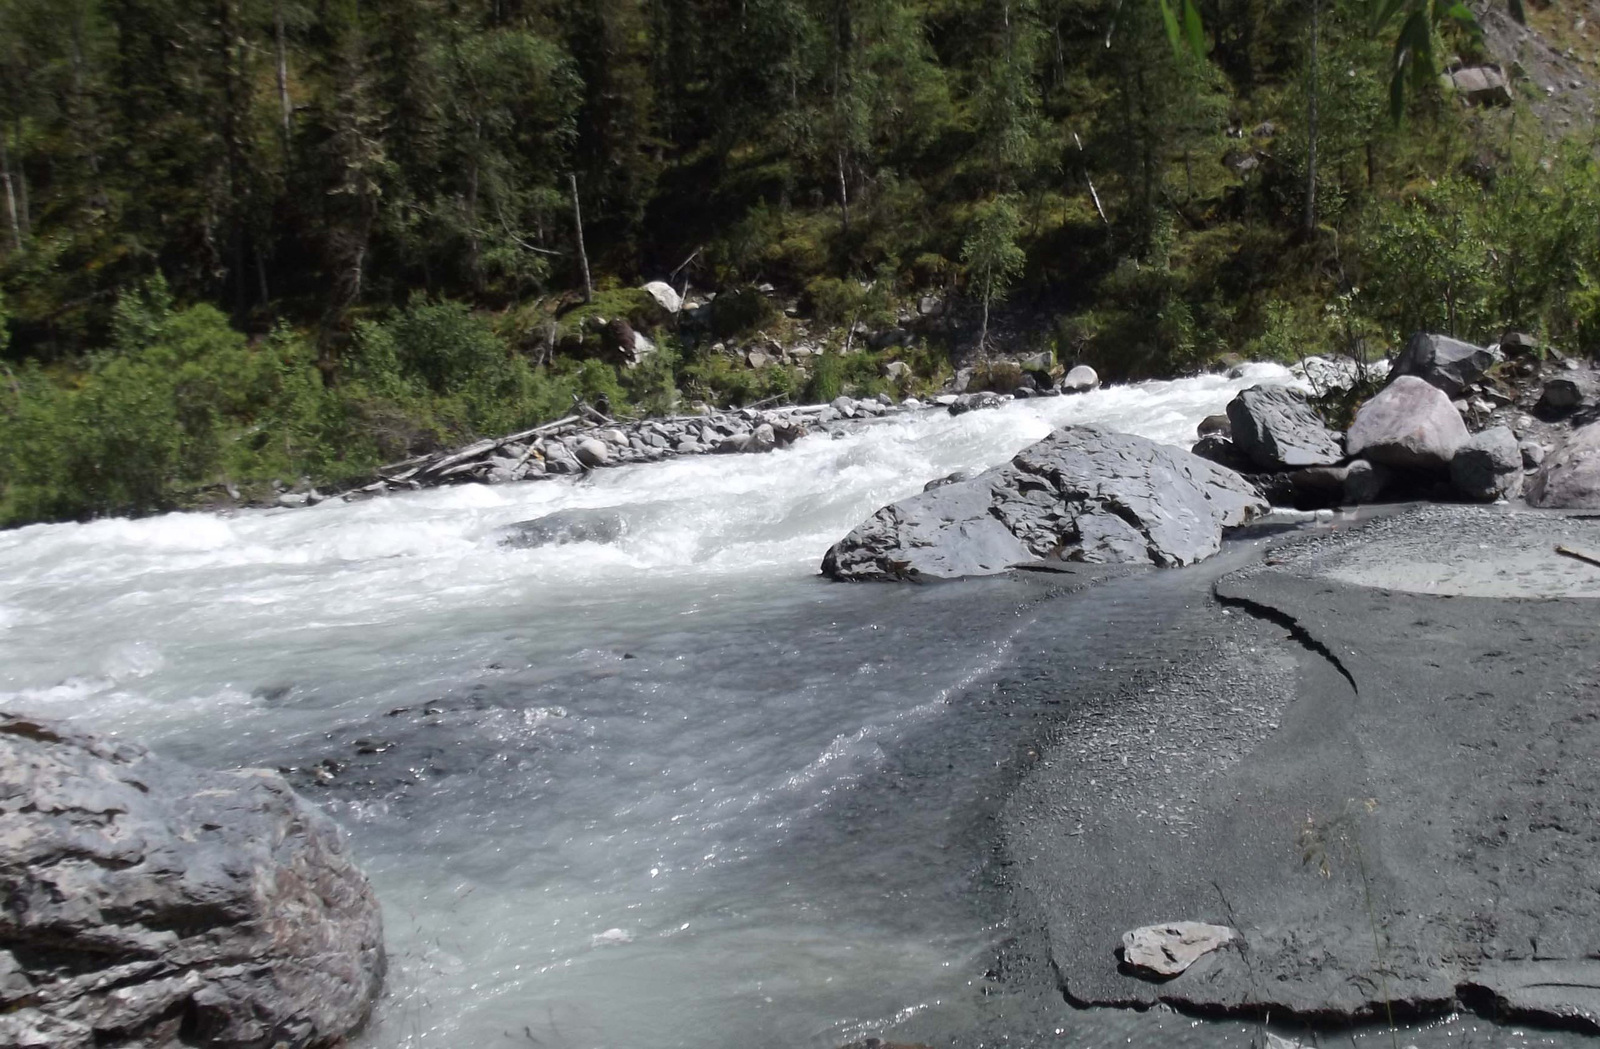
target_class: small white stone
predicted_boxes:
[1121,921,1237,977]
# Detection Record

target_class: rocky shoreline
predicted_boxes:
[278,373,1110,508]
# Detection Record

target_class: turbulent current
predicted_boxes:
[1,365,1573,1049]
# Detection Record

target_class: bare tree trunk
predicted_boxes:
[836,150,850,237]
[0,132,21,253]
[275,0,293,161]
[1073,132,1108,226]
[979,288,991,359]
[13,118,29,239]
[467,150,483,294]
[569,172,592,303]
[1303,0,1320,235]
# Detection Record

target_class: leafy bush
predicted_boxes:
[0,279,263,522]
[708,287,778,339]
[681,354,798,406]
[806,350,843,402]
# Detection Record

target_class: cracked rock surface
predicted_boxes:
[0,713,384,1049]
[1004,506,1600,1030]
[821,426,1267,581]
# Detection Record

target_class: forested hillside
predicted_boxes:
[2,0,1599,524]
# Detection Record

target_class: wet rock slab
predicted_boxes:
[1004,507,1600,1031]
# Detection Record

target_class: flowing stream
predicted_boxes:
[0,366,1581,1049]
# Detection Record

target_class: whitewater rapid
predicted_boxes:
[3,363,1441,1049]
[0,367,1289,747]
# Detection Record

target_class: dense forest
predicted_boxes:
[0,0,1597,524]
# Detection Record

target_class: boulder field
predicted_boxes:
[1193,331,1600,512]
[823,331,1600,583]
[0,714,384,1049]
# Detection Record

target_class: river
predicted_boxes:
[0,366,1578,1049]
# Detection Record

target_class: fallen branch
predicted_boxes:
[1555,544,1600,568]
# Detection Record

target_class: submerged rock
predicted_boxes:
[947,391,1004,416]
[821,426,1267,581]
[0,713,384,1049]
[499,507,629,548]
[1225,384,1343,470]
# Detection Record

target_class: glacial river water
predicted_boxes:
[0,366,1584,1049]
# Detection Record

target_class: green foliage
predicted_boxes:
[806,350,844,403]
[962,196,1027,314]
[4,0,1600,526]
[708,287,779,339]
[681,355,799,407]
[0,280,265,522]
[804,272,898,329]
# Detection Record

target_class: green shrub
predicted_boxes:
[806,350,843,402]
[708,286,778,339]
[681,353,798,407]
[0,279,263,521]
[805,277,865,326]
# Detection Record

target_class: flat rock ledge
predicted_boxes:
[821,426,1268,581]
[0,713,384,1049]
[1008,509,1600,1034]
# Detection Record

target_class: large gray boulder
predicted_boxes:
[1448,65,1512,106]
[821,426,1267,581]
[0,713,384,1049]
[1527,422,1600,508]
[1451,426,1523,502]
[1225,384,1343,470]
[1346,376,1469,472]
[573,437,611,468]
[1392,332,1499,397]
